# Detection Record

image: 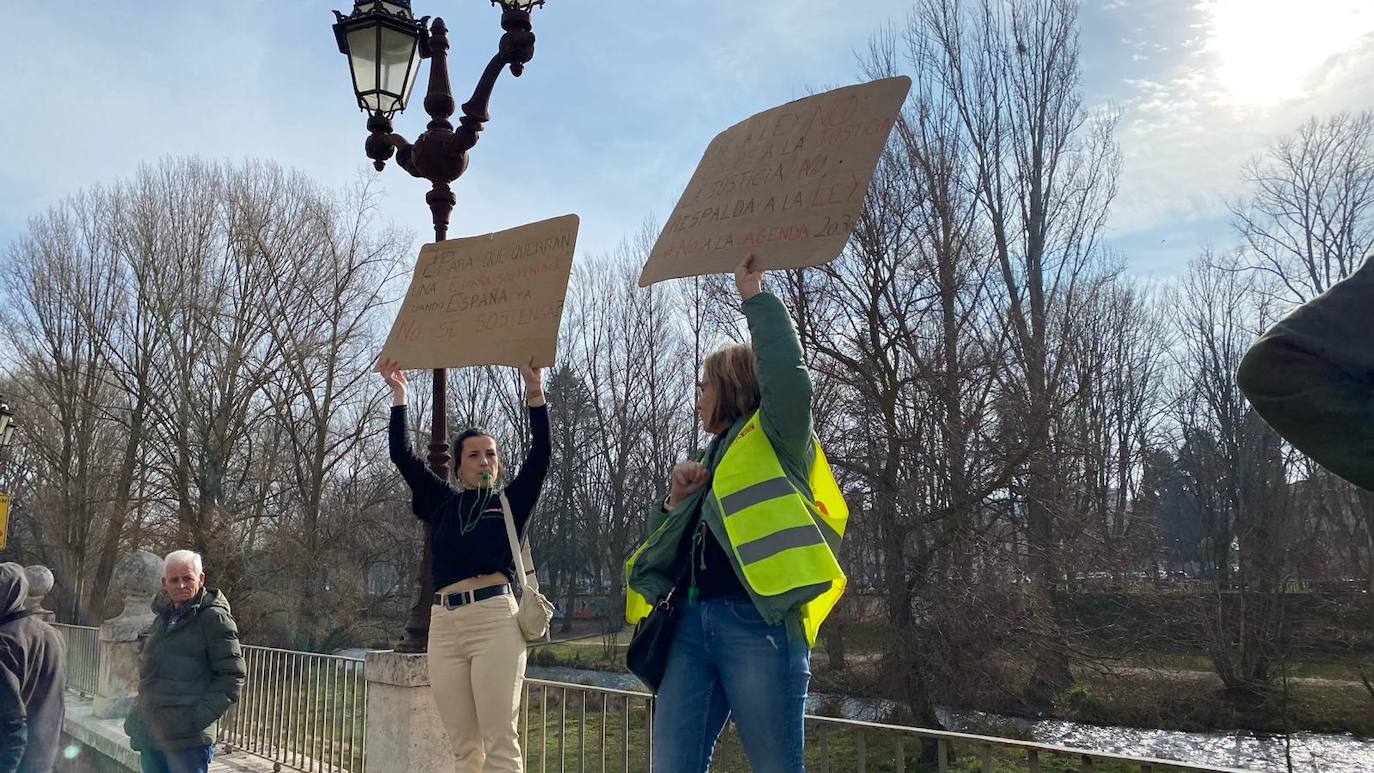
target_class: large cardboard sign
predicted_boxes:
[639,77,911,286]
[378,214,579,369]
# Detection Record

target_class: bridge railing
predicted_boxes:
[216,644,368,773]
[519,678,1251,773]
[50,624,1253,773]
[52,623,100,697]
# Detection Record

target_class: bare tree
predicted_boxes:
[1171,253,1296,694]
[1232,112,1374,595]
[254,175,410,649]
[567,225,693,650]
[1232,111,1374,303]
[0,158,415,640]
[1057,279,1171,582]
[914,0,1120,702]
[1,190,126,622]
[535,362,598,632]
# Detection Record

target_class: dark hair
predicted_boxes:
[453,427,494,455]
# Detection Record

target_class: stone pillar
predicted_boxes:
[22,565,55,623]
[364,651,453,772]
[94,550,161,719]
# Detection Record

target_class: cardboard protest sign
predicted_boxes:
[639,76,911,287]
[378,214,578,369]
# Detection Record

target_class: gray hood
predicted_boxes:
[0,561,29,618]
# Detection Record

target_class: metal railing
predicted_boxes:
[520,678,1254,773]
[216,645,367,773]
[47,626,1258,773]
[522,680,655,773]
[53,623,100,697]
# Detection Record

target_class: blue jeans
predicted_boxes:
[139,744,214,773]
[652,596,811,773]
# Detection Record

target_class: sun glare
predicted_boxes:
[1203,0,1374,106]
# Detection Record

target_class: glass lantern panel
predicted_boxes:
[378,25,419,111]
[400,42,423,107]
[347,26,381,111]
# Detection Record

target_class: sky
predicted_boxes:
[1,0,1372,279]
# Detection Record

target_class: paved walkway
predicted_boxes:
[63,696,279,772]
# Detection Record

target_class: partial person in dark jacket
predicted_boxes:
[1237,255,1374,492]
[123,550,245,773]
[0,562,65,773]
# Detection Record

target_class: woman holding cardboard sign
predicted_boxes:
[381,358,550,773]
[624,255,848,773]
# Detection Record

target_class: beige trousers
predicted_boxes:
[428,588,528,772]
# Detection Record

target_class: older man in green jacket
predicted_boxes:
[124,550,245,773]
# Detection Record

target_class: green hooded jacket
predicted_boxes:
[1237,255,1374,491]
[124,587,245,751]
[626,291,829,628]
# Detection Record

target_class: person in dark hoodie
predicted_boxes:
[1236,255,1374,492]
[123,550,244,773]
[0,561,65,773]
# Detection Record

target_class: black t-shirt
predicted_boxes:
[667,485,747,599]
[692,515,748,598]
[389,404,550,591]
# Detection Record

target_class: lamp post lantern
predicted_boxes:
[0,401,14,450]
[332,0,545,654]
[0,398,15,553]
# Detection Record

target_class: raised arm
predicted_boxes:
[381,359,452,517]
[504,360,551,536]
[737,256,813,461]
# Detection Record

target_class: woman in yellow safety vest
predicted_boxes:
[625,254,847,773]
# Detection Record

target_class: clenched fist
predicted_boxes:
[666,461,710,509]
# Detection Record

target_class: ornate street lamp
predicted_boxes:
[332,0,546,654]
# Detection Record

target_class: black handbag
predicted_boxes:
[626,586,681,693]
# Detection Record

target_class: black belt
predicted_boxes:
[434,584,511,609]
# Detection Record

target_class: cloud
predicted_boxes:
[7,0,1364,285]
[1106,1,1374,243]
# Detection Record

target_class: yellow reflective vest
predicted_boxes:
[625,411,848,646]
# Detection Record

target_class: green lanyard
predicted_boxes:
[458,487,494,536]
[688,518,707,605]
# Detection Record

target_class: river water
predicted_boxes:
[521,665,1374,773]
